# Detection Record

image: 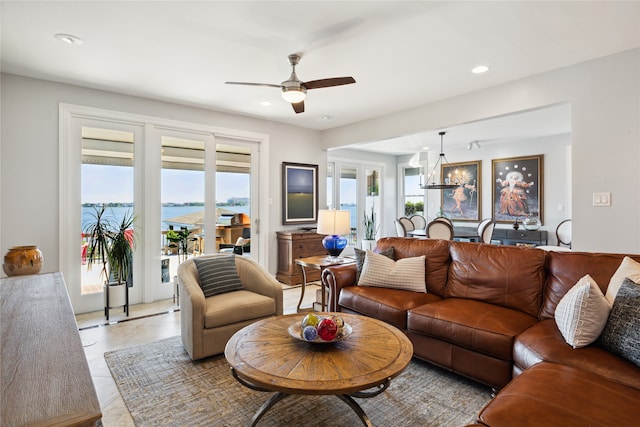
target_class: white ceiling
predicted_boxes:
[2,1,639,153]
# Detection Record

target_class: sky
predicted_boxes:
[82,165,249,204]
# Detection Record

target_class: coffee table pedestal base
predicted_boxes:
[232,367,390,427]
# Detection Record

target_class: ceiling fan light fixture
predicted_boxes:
[281,86,306,103]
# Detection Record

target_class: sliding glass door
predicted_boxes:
[61,105,266,314]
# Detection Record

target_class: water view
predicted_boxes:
[81,203,250,231]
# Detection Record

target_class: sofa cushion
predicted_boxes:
[375,237,451,296]
[408,298,537,361]
[554,274,610,348]
[338,286,440,330]
[194,255,243,297]
[477,362,640,427]
[605,256,640,305]
[513,318,640,390]
[353,247,394,282]
[446,242,546,317]
[358,251,426,292]
[203,289,275,329]
[599,278,640,367]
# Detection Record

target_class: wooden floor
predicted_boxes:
[78,282,320,426]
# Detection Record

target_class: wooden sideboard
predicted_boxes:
[492,228,548,246]
[276,230,328,285]
[452,226,548,246]
[1,272,102,427]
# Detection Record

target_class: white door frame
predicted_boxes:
[59,103,270,313]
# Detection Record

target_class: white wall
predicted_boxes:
[323,48,640,253]
[0,74,323,276]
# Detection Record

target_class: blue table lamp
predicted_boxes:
[317,210,351,261]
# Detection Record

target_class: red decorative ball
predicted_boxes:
[317,318,338,341]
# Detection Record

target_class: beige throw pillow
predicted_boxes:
[358,250,426,293]
[555,274,611,348]
[605,257,640,305]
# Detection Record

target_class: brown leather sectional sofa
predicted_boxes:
[323,237,640,426]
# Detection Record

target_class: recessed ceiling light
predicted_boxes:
[55,33,83,45]
[321,115,333,120]
[422,146,429,151]
[472,65,489,74]
[259,101,271,107]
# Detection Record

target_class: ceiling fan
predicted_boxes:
[225,54,356,114]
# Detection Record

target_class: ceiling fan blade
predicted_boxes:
[225,82,282,89]
[303,77,356,90]
[292,101,305,114]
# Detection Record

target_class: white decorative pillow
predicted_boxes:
[605,257,640,305]
[555,274,611,348]
[358,251,426,293]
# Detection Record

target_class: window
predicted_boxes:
[401,165,424,216]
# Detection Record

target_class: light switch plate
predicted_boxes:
[593,192,611,207]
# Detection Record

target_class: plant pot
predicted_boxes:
[361,239,376,251]
[104,282,127,308]
[3,245,43,276]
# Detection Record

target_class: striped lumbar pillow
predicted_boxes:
[358,250,426,293]
[194,255,244,297]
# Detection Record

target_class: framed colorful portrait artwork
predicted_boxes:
[440,161,482,222]
[282,162,318,225]
[491,155,544,224]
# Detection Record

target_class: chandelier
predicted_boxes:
[420,131,460,190]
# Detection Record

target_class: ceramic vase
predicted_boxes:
[3,245,43,277]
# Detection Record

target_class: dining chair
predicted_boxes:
[409,214,427,231]
[433,216,453,226]
[478,219,495,244]
[394,219,408,237]
[556,219,572,248]
[398,217,415,234]
[426,220,454,240]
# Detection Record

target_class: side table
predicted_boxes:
[295,256,355,312]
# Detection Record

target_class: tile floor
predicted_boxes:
[78,283,320,426]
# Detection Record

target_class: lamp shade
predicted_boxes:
[317,210,351,235]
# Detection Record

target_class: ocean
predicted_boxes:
[81,204,358,231]
[81,205,250,231]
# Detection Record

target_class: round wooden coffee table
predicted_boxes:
[224,313,413,426]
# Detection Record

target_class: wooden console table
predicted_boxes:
[276,230,327,285]
[1,272,102,427]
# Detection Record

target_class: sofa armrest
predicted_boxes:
[177,259,206,358]
[322,263,357,311]
[235,256,283,315]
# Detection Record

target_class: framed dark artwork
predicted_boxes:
[491,155,544,224]
[282,162,319,225]
[440,161,482,221]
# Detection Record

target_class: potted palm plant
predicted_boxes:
[84,205,137,317]
[362,205,379,251]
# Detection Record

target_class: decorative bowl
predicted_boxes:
[288,320,352,343]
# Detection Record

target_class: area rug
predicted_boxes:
[105,336,491,426]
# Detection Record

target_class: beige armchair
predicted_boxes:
[178,254,283,360]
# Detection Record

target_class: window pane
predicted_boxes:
[403,166,424,216]
[340,166,357,246]
[81,127,135,295]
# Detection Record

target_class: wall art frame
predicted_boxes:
[491,154,544,224]
[440,160,482,222]
[282,162,319,225]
